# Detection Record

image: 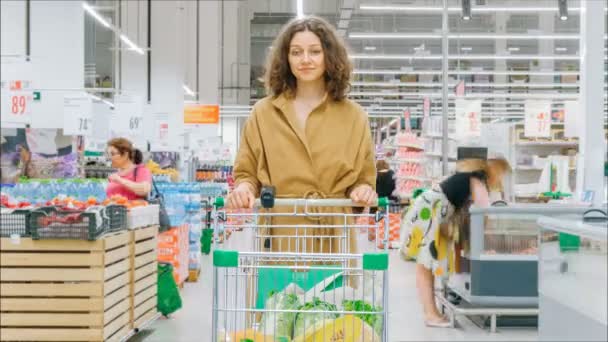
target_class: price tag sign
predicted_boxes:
[455,99,482,141]
[403,110,411,132]
[525,100,552,137]
[454,80,466,96]
[423,97,431,117]
[152,117,170,151]
[63,94,92,136]
[113,94,144,137]
[1,80,33,124]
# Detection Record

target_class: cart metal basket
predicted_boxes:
[211,197,390,342]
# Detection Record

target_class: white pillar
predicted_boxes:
[531,13,554,84]
[494,13,508,84]
[578,0,606,205]
[150,0,185,152]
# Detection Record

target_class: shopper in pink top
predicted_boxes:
[106,138,152,200]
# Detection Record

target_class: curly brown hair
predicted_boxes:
[264,16,352,101]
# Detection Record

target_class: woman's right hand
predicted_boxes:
[227,182,256,209]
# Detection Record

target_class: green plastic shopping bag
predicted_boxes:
[157,263,182,316]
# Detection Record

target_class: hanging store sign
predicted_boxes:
[63,93,93,136]
[455,99,482,141]
[156,119,169,148]
[525,100,551,137]
[112,94,144,138]
[454,80,466,97]
[1,80,33,125]
[184,104,219,124]
[563,100,580,138]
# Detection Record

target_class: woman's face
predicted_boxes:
[288,30,326,83]
[107,146,129,169]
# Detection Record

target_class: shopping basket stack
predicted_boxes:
[211,195,391,342]
[8,204,127,240]
[158,224,189,285]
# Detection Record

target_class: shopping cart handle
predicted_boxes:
[213,196,389,208]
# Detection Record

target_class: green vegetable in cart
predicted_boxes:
[342,300,383,336]
[293,297,339,338]
[260,290,302,339]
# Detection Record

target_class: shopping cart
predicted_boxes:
[211,197,390,342]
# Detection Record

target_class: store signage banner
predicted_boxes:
[563,100,580,138]
[112,94,144,138]
[184,104,219,124]
[63,93,92,136]
[455,99,482,141]
[525,100,552,137]
[184,105,220,125]
[1,80,33,125]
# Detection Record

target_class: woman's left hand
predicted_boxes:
[350,184,377,206]
[108,173,124,184]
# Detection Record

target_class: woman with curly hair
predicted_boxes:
[227,16,376,254]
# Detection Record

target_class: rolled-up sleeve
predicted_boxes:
[347,115,377,195]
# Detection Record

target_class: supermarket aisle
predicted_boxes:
[132,230,538,342]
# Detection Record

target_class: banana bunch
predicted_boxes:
[146,160,180,182]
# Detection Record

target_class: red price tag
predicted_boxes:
[468,111,479,132]
[10,95,27,115]
[537,112,547,132]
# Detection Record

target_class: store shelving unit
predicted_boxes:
[510,123,579,202]
[421,116,457,185]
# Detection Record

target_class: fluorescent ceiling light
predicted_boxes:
[350,54,580,61]
[120,34,144,55]
[351,54,442,60]
[354,69,443,75]
[296,0,304,18]
[349,33,442,39]
[508,47,520,52]
[359,5,444,11]
[558,0,568,21]
[352,69,587,76]
[359,4,585,12]
[102,99,114,108]
[461,47,473,51]
[349,33,580,40]
[183,84,196,96]
[555,47,568,52]
[450,34,579,40]
[364,46,377,51]
[462,0,471,20]
[351,81,580,88]
[451,55,580,60]
[89,93,120,109]
[82,3,111,29]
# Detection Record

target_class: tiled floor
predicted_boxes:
[131,230,539,342]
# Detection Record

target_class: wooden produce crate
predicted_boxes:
[129,225,158,330]
[0,231,132,341]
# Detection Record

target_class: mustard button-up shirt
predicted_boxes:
[233,93,376,254]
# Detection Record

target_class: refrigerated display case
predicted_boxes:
[537,213,607,342]
[448,203,595,307]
